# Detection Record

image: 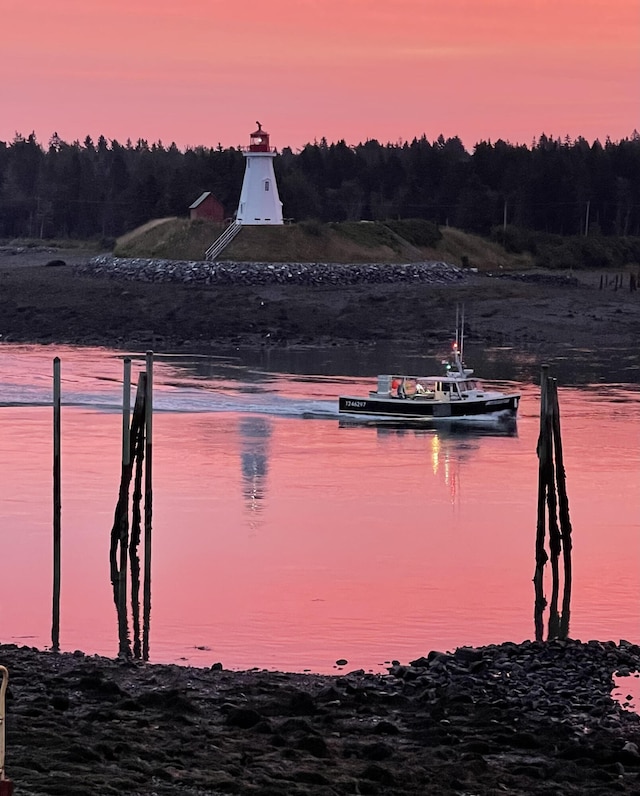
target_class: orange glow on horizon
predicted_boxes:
[0,1,638,151]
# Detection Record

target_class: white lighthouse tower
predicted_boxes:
[236,122,283,225]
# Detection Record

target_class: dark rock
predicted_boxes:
[372,720,400,735]
[361,741,394,761]
[289,689,317,715]
[360,763,395,785]
[225,707,263,728]
[295,733,330,758]
[50,693,70,711]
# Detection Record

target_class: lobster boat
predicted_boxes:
[338,342,520,421]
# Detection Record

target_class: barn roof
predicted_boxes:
[189,191,214,209]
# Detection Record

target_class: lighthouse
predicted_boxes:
[236,122,283,225]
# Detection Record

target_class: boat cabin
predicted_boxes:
[370,375,485,401]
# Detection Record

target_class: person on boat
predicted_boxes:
[415,382,425,394]
[397,378,406,399]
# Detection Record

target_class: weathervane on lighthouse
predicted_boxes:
[236,122,284,225]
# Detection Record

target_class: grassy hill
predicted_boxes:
[113,218,533,272]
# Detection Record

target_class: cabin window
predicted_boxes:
[264,180,270,191]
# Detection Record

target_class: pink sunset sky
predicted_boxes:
[1,0,638,152]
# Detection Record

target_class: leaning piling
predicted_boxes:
[533,366,574,641]
[109,355,153,660]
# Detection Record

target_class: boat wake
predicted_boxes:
[0,382,341,421]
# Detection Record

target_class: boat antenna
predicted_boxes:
[460,304,465,364]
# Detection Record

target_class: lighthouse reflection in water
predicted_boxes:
[239,416,272,529]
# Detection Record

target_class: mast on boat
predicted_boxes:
[451,304,466,376]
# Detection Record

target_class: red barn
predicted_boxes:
[189,192,225,222]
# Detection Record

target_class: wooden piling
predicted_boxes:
[52,357,61,653]
[533,365,550,641]
[118,357,131,651]
[142,351,153,661]
[110,358,134,658]
[110,371,146,658]
[550,379,573,638]
[546,377,561,640]
[533,367,574,642]
[130,377,146,659]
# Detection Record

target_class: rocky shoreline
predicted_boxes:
[2,640,640,795]
[77,255,472,287]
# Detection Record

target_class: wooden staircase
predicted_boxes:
[205,221,242,261]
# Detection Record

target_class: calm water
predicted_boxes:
[0,342,638,674]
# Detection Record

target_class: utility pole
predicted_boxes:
[584,200,590,237]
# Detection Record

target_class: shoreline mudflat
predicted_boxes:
[1,640,639,795]
[0,248,639,357]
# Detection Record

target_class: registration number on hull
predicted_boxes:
[343,400,367,409]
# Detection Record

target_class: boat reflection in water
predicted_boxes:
[338,412,518,437]
[339,413,518,509]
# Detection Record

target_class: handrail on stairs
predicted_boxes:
[205,221,242,261]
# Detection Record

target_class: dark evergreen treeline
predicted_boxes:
[1,130,639,242]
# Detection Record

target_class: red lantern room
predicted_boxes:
[249,121,270,152]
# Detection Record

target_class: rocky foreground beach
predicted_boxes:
[1,246,640,794]
[2,640,640,795]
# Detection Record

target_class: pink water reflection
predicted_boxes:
[0,347,639,673]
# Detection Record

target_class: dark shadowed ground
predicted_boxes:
[2,641,640,796]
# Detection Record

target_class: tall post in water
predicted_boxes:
[546,376,562,639]
[118,358,132,655]
[142,351,154,660]
[52,357,61,652]
[550,379,573,637]
[533,365,550,641]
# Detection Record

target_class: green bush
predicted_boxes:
[98,236,116,251]
[534,240,581,270]
[490,225,536,254]
[612,236,640,266]
[578,237,615,269]
[533,235,617,270]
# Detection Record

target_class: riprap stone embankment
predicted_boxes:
[77,255,469,286]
